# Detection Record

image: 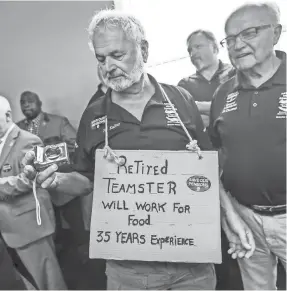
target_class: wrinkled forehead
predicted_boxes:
[93,26,138,55]
[93,25,134,45]
[189,33,211,46]
[226,8,272,34]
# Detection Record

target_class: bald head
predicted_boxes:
[0,96,13,138]
[0,96,11,114]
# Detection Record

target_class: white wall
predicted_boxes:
[115,0,287,85]
[0,1,113,128]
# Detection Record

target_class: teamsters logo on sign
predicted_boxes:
[186,175,211,192]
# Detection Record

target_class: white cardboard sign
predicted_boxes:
[90,150,221,263]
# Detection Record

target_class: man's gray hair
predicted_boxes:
[186,30,219,54]
[87,9,146,53]
[225,1,281,32]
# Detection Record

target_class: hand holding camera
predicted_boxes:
[23,142,70,189]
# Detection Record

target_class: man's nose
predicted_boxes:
[233,36,246,50]
[104,56,116,72]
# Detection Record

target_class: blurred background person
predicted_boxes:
[178,30,235,129]
[0,95,66,289]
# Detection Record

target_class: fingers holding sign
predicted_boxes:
[22,150,59,189]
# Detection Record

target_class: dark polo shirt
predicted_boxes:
[178,60,235,102]
[209,51,286,206]
[87,83,106,107]
[74,74,211,181]
[73,74,211,276]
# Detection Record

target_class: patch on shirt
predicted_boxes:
[74,141,78,149]
[163,102,181,126]
[276,92,287,119]
[222,91,238,113]
[102,122,121,133]
[91,116,107,129]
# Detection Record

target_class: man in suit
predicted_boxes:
[17,91,86,256]
[0,96,66,289]
[0,237,27,290]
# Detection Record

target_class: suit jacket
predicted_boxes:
[0,126,55,248]
[17,112,77,206]
[0,237,26,289]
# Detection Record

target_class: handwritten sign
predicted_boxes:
[90,150,221,263]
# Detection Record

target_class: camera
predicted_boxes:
[33,142,70,171]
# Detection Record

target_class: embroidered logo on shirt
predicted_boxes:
[276,92,287,119]
[222,91,239,113]
[163,102,181,126]
[102,122,121,133]
[91,116,107,129]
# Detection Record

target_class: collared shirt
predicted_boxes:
[73,74,211,276]
[87,83,106,108]
[178,60,235,102]
[74,74,211,181]
[24,112,43,136]
[209,50,286,206]
[0,124,15,156]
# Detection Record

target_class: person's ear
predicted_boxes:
[273,24,282,45]
[141,40,149,63]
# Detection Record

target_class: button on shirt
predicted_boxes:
[73,74,211,275]
[24,112,42,136]
[209,50,286,206]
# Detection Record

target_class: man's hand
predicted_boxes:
[22,150,59,189]
[222,211,255,259]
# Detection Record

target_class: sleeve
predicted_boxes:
[72,110,95,181]
[60,117,77,159]
[0,134,42,200]
[177,78,189,91]
[177,87,213,150]
[208,86,224,149]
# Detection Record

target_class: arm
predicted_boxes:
[0,134,41,200]
[48,171,93,197]
[60,117,77,159]
[209,87,255,258]
[0,173,32,200]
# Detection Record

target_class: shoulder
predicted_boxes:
[15,126,42,145]
[16,118,26,127]
[178,74,197,86]
[43,112,73,126]
[79,95,106,128]
[214,76,237,98]
[44,112,65,122]
[219,62,236,80]
[160,83,196,106]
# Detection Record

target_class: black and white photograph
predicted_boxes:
[0,0,286,289]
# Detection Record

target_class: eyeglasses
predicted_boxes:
[220,24,273,48]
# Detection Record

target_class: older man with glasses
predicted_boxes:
[209,2,286,290]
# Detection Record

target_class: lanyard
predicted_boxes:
[103,84,202,165]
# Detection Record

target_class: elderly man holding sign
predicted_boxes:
[22,9,255,290]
